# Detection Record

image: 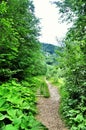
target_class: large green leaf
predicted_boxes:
[7,96,23,105]
[0,113,6,120]
[74,114,84,123]
[0,98,6,107]
[7,109,17,119]
[5,124,17,130]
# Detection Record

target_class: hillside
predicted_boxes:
[41,43,58,54]
[41,43,58,65]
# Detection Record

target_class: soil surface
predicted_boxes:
[36,80,68,130]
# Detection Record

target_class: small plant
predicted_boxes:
[40,81,50,98]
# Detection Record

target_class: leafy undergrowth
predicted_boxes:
[47,77,86,129]
[59,81,86,130]
[0,78,48,130]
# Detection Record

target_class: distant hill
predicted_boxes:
[41,43,58,54]
[41,43,58,65]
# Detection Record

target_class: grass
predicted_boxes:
[40,82,50,98]
[48,77,65,88]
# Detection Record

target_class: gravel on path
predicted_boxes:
[36,80,68,130]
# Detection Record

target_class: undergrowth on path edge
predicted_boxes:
[49,77,86,130]
[39,79,50,98]
[0,77,48,130]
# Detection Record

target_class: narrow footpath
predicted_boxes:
[36,80,68,130]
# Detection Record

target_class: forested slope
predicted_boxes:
[41,43,58,65]
[41,43,57,54]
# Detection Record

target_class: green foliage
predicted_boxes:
[35,77,50,98]
[0,0,45,82]
[0,0,48,129]
[59,82,86,128]
[54,0,86,22]
[40,81,50,98]
[46,65,63,85]
[54,0,86,129]
[0,79,47,129]
[0,1,19,81]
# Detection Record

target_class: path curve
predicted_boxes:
[36,80,68,130]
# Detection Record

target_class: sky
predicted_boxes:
[33,0,70,45]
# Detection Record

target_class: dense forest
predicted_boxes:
[0,0,86,130]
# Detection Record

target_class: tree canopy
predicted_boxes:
[0,0,46,82]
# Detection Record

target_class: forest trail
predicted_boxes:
[36,80,68,130]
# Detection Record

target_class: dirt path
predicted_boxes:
[36,80,68,130]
